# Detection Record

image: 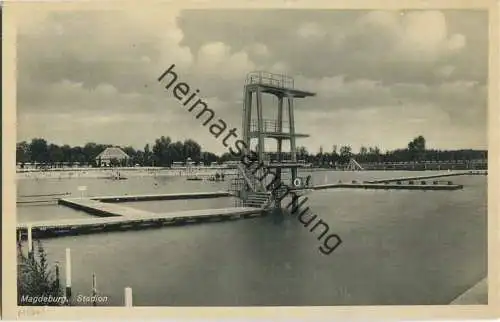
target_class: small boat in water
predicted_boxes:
[187,176,203,181]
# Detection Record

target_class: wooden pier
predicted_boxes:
[91,191,231,203]
[364,171,486,184]
[306,182,464,191]
[286,170,486,192]
[57,191,233,217]
[290,173,471,191]
[288,170,487,191]
[58,198,154,217]
[16,191,260,239]
[17,207,264,239]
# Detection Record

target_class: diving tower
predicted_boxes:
[242,71,315,163]
[232,71,316,209]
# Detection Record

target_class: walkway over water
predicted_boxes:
[17,207,264,239]
[295,182,464,191]
[364,170,487,184]
[57,191,233,218]
[91,191,231,202]
[17,191,263,238]
[58,198,154,217]
[287,171,483,192]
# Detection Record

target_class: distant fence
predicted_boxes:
[16,166,235,173]
[357,159,487,171]
[359,159,487,165]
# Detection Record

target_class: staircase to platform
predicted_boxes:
[229,162,273,209]
[243,191,272,208]
[273,185,290,201]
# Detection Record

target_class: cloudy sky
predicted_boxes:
[17,8,488,154]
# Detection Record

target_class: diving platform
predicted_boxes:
[245,71,316,98]
[245,84,315,98]
[17,207,265,239]
[264,162,307,168]
[237,71,317,209]
[248,131,309,139]
[249,120,309,140]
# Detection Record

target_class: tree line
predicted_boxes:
[217,136,487,166]
[304,136,487,167]
[16,137,218,167]
[16,135,487,168]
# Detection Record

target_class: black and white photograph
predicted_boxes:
[2,0,498,319]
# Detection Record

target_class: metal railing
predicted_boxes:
[262,152,298,162]
[245,71,294,89]
[250,119,289,133]
[236,163,259,192]
[359,159,488,166]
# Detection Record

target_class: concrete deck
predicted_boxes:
[92,191,231,202]
[365,171,486,184]
[16,191,262,238]
[290,182,464,192]
[17,207,264,239]
[58,198,153,217]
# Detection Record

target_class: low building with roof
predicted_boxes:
[95,147,130,167]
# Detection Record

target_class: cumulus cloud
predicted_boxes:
[194,42,256,79]
[294,74,486,117]
[347,10,467,63]
[297,22,326,39]
[247,43,270,56]
[396,12,466,61]
[16,8,488,152]
[123,9,194,69]
[269,62,289,74]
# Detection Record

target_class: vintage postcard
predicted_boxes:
[2,0,499,320]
